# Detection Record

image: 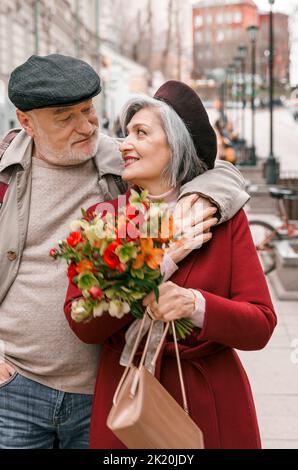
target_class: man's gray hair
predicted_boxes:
[120,95,207,187]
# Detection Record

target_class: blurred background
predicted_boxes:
[0,0,298,449]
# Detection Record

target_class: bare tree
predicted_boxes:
[146,0,154,85]
[160,0,174,77]
[101,0,189,82]
[175,0,182,80]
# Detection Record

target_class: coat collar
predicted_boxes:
[0,129,32,172]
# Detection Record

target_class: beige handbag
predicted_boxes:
[107,314,204,449]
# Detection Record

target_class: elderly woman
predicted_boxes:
[64,81,276,449]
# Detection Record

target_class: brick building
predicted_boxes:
[192,0,289,87]
[192,0,258,78]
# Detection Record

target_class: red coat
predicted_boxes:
[64,195,276,449]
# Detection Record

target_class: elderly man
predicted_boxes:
[0,54,249,449]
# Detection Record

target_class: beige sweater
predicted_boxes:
[0,157,103,394]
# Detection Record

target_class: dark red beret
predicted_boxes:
[154,80,217,169]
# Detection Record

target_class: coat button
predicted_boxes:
[7,251,17,261]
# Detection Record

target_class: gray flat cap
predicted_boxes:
[8,54,101,111]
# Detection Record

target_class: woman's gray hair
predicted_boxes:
[119,95,207,187]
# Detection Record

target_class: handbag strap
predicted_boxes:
[112,314,147,406]
[114,311,190,415]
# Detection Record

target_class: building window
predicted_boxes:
[205,31,212,42]
[206,14,212,24]
[195,31,203,43]
[234,11,242,23]
[194,15,203,28]
[216,31,224,42]
[216,13,224,24]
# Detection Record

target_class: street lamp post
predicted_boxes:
[234,55,242,136]
[266,0,278,184]
[227,63,234,117]
[219,79,226,122]
[226,64,235,123]
[247,25,259,165]
[238,45,248,146]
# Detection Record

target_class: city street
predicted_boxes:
[207,106,298,173]
[207,103,298,449]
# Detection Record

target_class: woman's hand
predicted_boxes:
[168,194,218,264]
[143,281,195,322]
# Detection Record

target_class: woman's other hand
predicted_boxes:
[168,194,218,264]
[143,281,196,322]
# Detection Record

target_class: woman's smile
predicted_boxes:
[123,155,140,168]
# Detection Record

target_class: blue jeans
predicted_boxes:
[0,372,93,449]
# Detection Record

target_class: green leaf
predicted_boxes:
[130,291,145,300]
[81,208,88,219]
[77,273,99,290]
[153,286,159,303]
[146,269,162,280]
[132,269,145,280]
[115,243,138,263]
[130,301,145,319]
[105,288,119,299]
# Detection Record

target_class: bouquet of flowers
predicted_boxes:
[50,189,194,339]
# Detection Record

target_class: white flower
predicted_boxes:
[94,219,105,238]
[70,219,89,231]
[108,300,130,319]
[71,299,90,322]
[85,225,98,242]
[93,301,109,318]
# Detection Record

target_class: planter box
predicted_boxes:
[269,240,298,300]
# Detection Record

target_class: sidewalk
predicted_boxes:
[237,209,298,449]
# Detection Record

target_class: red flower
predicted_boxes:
[67,231,82,247]
[49,248,58,258]
[103,241,122,270]
[67,264,78,283]
[89,286,104,300]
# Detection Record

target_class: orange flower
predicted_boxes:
[157,216,174,243]
[132,238,164,270]
[75,260,94,273]
[92,240,102,249]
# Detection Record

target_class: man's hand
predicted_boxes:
[168,194,218,264]
[143,282,195,322]
[0,362,15,385]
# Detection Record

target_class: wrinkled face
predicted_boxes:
[119,107,172,191]
[18,99,99,166]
